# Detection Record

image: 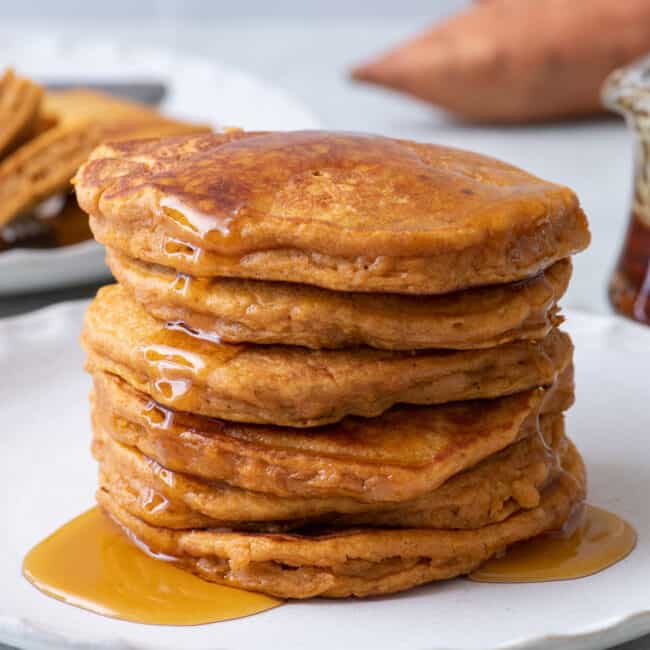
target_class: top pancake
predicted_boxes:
[74,130,590,294]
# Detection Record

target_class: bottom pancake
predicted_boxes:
[97,440,585,599]
[93,414,566,532]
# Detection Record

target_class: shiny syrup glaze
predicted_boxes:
[137,322,243,407]
[154,132,426,240]
[141,130,508,260]
[23,507,281,625]
[469,504,636,583]
[610,212,650,324]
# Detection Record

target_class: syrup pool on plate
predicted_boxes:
[23,503,636,624]
[469,504,637,583]
[23,507,281,626]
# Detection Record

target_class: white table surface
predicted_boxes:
[0,16,647,650]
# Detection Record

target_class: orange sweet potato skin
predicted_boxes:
[352,0,650,123]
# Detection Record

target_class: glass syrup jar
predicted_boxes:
[603,56,650,325]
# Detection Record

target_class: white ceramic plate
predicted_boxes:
[0,37,320,296]
[1,304,649,650]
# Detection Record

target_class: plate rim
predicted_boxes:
[0,239,102,266]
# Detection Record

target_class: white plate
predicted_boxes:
[1,304,649,650]
[0,37,320,296]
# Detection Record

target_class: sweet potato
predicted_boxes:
[351,0,650,123]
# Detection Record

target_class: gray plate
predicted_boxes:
[44,80,166,105]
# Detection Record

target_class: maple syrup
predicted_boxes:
[154,131,460,257]
[23,507,281,625]
[602,57,650,325]
[0,195,92,251]
[469,504,636,583]
[137,322,243,410]
[609,212,650,324]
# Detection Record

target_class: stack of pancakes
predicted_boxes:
[75,130,591,599]
[0,68,207,249]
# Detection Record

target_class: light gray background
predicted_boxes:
[0,2,637,319]
[1,0,467,18]
[1,2,648,649]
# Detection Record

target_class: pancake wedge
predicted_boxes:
[74,130,590,294]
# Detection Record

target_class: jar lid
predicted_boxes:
[602,55,650,118]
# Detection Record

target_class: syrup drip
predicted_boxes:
[469,504,636,583]
[23,507,281,625]
[170,273,191,296]
[141,487,170,514]
[161,196,235,237]
[153,378,192,401]
[138,325,243,408]
[162,237,200,261]
[142,400,172,428]
[166,319,223,344]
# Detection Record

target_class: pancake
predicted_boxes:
[0,69,43,158]
[109,248,571,350]
[97,441,586,598]
[82,285,572,427]
[74,130,590,294]
[91,365,574,503]
[93,414,566,531]
[0,90,209,229]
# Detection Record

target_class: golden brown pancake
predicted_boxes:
[0,69,43,158]
[74,130,590,294]
[97,441,585,598]
[91,366,573,503]
[109,248,571,350]
[0,90,210,229]
[82,285,572,427]
[93,414,566,531]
